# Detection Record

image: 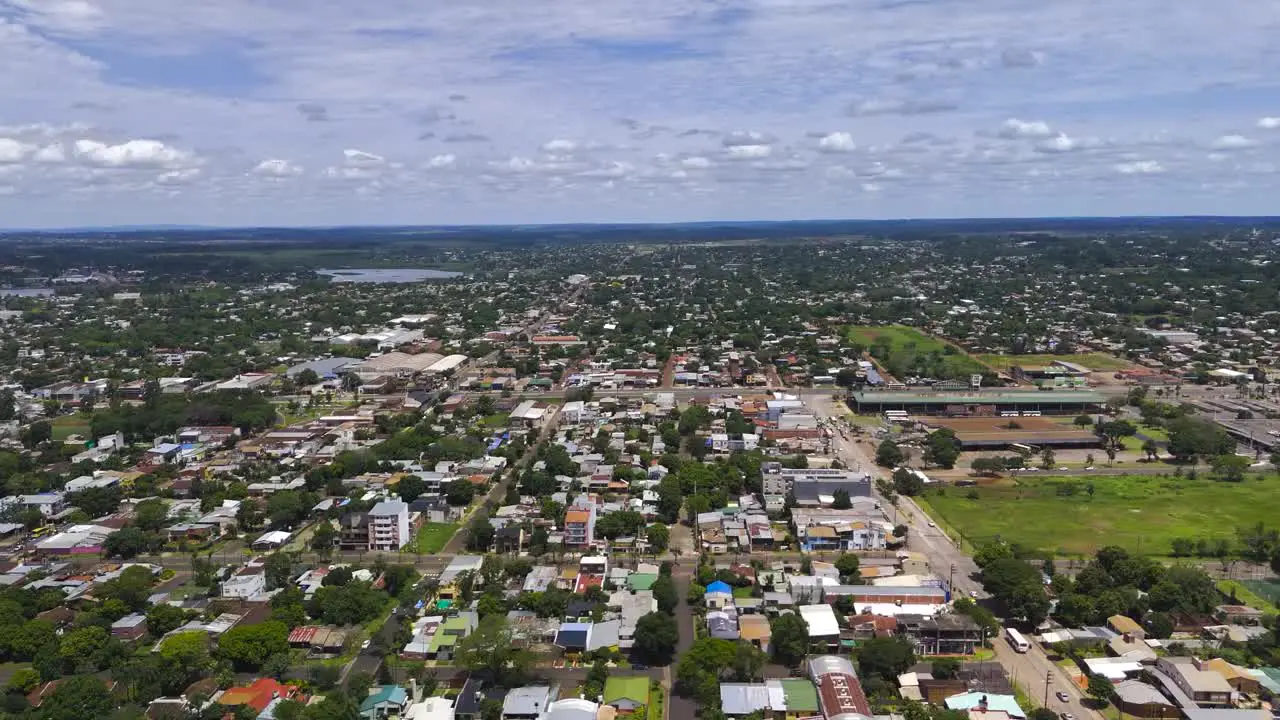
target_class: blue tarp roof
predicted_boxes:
[707,580,733,594]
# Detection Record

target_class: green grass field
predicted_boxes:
[406,523,459,554]
[975,352,1133,372]
[921,474,1280,557]
[1218,580,1279,613]
[51,416,91,442]
[1240,579,1280,607]
[845,325,989,380]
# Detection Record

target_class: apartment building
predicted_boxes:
[368,500,411,551]
[564,503,597,549]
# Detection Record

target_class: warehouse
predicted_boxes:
[850,388,1104,416]
[919,416,1103,450]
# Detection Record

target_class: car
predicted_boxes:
[928,521,936,527]
[1057,692,1070,702]
[1057,466,1069,471]
[1061,713,1075,720]
[1084,466,1096,470]
[361,640,371,650]
[969,590,979,598]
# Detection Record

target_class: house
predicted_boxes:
[368,500,411,551]
[739,615,771,654]
[810,655,872,720]
[1215,604,1264,626]
[221,572,267,599]
[360,685,411,720]
[503,685,557,720]
[707,610,739,640]
[218,679,305,714]
[554,621,620,654]
[705,580,734,609]
[1200,658,1260,694]
[1111,681,1179,719]
[563,506,596,548]
[1154,657,1233,708]
[799,605,841,651]
[405,697,454,720]
[602,676,649,713]
[896,614,984,655]
[544,699,598,720]
[454,678,505,720]
[944,693,1026,719]
[1108,615,1146,640]
[111,613,148,641]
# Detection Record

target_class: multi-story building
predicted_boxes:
[367,500,410,551]
[564,504,597,548]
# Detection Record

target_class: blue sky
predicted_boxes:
[0,0,1279,227]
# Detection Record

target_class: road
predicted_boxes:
[807,395,1104,720]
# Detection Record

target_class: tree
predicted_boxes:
[836,368,858,388]
[1142,439,1160,461]
[21,420,52,448]
[892,467,924,496]
[466,516,495,551]
[396,474,426,503]
[147,603,188,636]
[296,369,321,386]
[831,489,852,510]
[770,613,810,668]
[1087,674,1114,704]
[58,625,111,673]
[653,575,679,614]
[35,676,114,720]
[134,498,170,533]
[732,641,766,682]
[932,657,960,680]
[924,429,960,469]
[103,526,153,559]
[876,439,904,468]
[857,636,916,681]
[455,615,532,683]
[1166,416,1235,462]
[1040,448,1056,470]
[1074,414,1094,427]
[646,523,670,552]
[633,612,679,665]
[675,638,736,706]
[236,498,264,531]
[1030,710,1059,720]
[311,521,337,557]
[96,565,156,611]
[1210,454,1249,482]
[216,621,289,670]
[158,631,211,679]
[447,480,476,506]
[1145,612,1174,640]
[835,553,861,583]
[264,553,295,590]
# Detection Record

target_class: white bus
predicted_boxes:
[1005,627,1030,653]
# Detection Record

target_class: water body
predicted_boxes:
[316,268,463,283]
[0,288,54,297]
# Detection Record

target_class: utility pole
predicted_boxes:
[949,563,956,596]
[1044,669,1054,708]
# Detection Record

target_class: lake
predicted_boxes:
[316,268,464,283]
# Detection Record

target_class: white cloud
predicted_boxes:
[726,144,772,160]
[0,139,34,164]
[33,144,66,164]
[1210,134,1257,150]
[426,154,457,169]
[847,98,957,116]
[998,118,1054,139]
[73,139,193,169]
[681,156,712,169]
[342,149,387,167]
[156,168,201,185]
[1259,117,1280,130]
[817,132,856,153]
[578,161,633,178]
[252,159,303,177]
[541,139,577,153]
[1035,134,1079,153]
[1114,160,1164,174]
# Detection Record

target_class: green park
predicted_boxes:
[919,472,1280,558]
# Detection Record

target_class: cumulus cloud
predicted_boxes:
[342,149,387,167]
[725,144,772,160]
[541,139,577,153]
[156,168,201,185]
[817,132,856,153]
[1115,160,1164,174]
[0,139,34,164]
[1035,134,1080,153]
[1259,117,1280,130]
[681,156,712,169]
[73,139,193,169]
[33,144,67,164]
[426,154,456,168]
[998,118,1054,139]
[1210,134,1257,150]
[847,98,957,116]
[252,159,304,177]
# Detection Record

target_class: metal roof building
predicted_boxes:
[851,389,1104,415]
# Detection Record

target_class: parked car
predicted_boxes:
[1057,692,1070,702]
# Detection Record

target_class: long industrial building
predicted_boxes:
[850,388,1104,416]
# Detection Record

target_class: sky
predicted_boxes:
[1,0,1280,228]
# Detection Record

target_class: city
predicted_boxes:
[1,223,1280,720]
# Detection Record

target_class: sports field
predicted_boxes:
[976,352,1133,372]
[920,473,1280,557]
